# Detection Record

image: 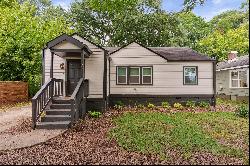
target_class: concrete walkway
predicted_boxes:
[0,105,66,151]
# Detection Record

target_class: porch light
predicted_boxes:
[60,63,64,69]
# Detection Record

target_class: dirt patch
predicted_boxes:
[0,118,32,135]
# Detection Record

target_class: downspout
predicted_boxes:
[213,60,217,108]
[108,56,111,107]
[103,50,108,109]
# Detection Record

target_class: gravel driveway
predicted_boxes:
[0,104,65,151]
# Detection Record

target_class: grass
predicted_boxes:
[109,111,249,161]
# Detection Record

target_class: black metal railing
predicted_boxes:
[32,78,63,129]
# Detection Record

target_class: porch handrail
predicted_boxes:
[70,78,84,125]
[32,78,63,129]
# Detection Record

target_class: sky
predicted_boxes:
[52,0,245,21]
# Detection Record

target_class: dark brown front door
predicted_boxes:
[67,60,82,96]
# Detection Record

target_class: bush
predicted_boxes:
[137,104,145,109]
[28,74,41,97]
[235,104,249,118]
[186,100,196,108]
[114,100,124,110]
[199,101,210,108]
[174,103,183,110]
[147,103,155,109]
[88,111,102,118]
[161,101,170,109]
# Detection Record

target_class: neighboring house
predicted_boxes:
[32,33,216,129]
[216,51,249,101]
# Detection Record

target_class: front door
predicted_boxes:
[67,60,82,96]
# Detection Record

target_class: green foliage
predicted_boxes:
[174,11,211,49]
[110,111,247,159]
[199,101,210,108]
[0,0,72,97]
[173,103,183,110]
[137,104,145,109]
[235,104,249,118]
[115,100,124,107]
[88,110,102,118]
[161,101,170,109]
[186,100,196,108]
[147,103,155,109]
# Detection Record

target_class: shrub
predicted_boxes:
[114,100,124,110]
[235,104,249,118]
[161,101,170,109]
[186,100,196,108]
[88,111,102,118]
[173,103,183,110]
[115,100,124,106]
[199,101,210,108]
[28,74,41,97]
[147,103,155,109]
[137,104,145,109]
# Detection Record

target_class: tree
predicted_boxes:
[174,11,211,49]
[197,23,249,61]
[0,0,72,96]
[209,10,246,33]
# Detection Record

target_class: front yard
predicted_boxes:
[0,99,249,165]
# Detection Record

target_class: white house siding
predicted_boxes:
[72,35,104,98]
[44,36,104,98]
[109,43,214,95]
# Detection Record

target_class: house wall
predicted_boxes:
[109,43,214,96]
[72,35,105,99]
[44,36,105,101]
[216,69,249,97]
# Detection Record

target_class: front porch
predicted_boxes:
[32,34,92,129]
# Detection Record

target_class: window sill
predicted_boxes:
[230,87,249,89]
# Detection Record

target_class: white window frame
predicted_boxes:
[229,69,249,89]
[183,66,198,85]
[142,67,152,84]
[117,67,127,85]
[129,67,140,85]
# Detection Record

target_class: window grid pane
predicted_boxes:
[184,67,197,85]
[117,67,127,84]
[129,67,140,84]
[118,67,126,76]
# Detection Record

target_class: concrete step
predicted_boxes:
[46,109,71,115]
[50,104,71,109]
[41,115,71,122]
[36,121,71,129]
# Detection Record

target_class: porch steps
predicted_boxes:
[36,98,72,129]
[36,121,71,129]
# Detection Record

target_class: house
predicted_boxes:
[32,33,216,129]
[216,51,249,101]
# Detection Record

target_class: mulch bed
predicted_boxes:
[0,106,245,165]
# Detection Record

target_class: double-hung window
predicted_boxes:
[142,67,152,84]
[116,66,153,85]
[129,67,140,84]
[183,66,198,85]
[230,69,249,88]
[117,67,127,84]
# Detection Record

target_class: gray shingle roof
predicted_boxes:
[104,45,215,61]
[149,47,214,61]
[216,55,249,70]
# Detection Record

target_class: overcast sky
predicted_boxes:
[52,0,245,21]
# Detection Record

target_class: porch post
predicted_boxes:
[50,52,54,78]
[81,51,85,79]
